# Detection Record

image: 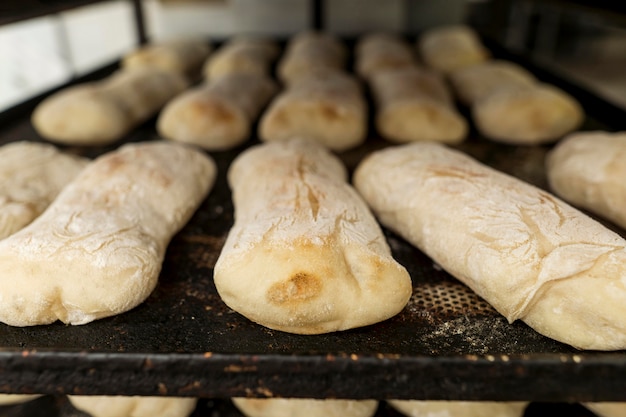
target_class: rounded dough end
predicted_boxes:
[232,398,379,417]
[377,100,467,144]
[474,85,583,144]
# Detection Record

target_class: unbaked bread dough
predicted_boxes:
[232,398,379,417]
[214,139,412,334]
[388,400,528,417]
[0,141,216,326]
[68,395,197,417]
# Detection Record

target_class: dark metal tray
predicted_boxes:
[0,53,625,407]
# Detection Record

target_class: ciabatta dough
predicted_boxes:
[388,400,528,417]
[158,73,277,150]
[232,398,378,417]
[258,71,367,151]
[369,67,467,144]
[355,32,416,80]
[214,139,412,334]
[584,402,626,417]
[448,60,583,144]
[418,25,490,74]
[203,37,279,80]
[122,38,211,81]
[277,31,347,85]
[68,395,197,417]
[32,68,188,145]
[546,131,626,230]
[0,141,88,240]
[0,141,216,326]
[354,142,626,350]
[448,60,537,105]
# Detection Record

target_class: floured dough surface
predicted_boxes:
[388,400,528,417]
[547,131,626,231]
[0,141,216,326]
[354,142,626,350]
[232,398,379,417]
[68,395,197,417]
[584,402,626,417]
[214,139,412,334]
[0,141,88,240]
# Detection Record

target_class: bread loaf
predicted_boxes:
[0,395,41,405]
[0,141,88,240]
[0,141,216,326]
[388,400,528,417]
[584,402,626,417]
[355,32,416,80]
[32,68,188,145]
[213,139,412,334]
[158,73,277,150]
[68,395,197,417]
[232,398,378,417]
[277,31,347,85]
[418,25,490,74]
[354,142,626,350]
[258,71,367,151]
[368,66,467,144]
[546,131,626,230]
[203,37,279,80]
[122,39,211,81]
[449,60,583,144]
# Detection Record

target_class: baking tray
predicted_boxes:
[0,47,625,407]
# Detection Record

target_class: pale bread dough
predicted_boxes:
[0,141,216,326]
[546,131,626,231]
[584,402,626,417]
[388,400,528,417]
[418,25,490,74]
[355,32,416,80]
[68,395,197,417]
[203,37,279,80]
[354,142,626,350]
[232,398,378,417]
[214,139,412,334]
[0,141,88,240]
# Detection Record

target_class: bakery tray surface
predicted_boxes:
[0,89,624,402]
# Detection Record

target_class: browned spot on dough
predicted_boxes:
[266,272,322,305]
[191,100,235,123]
[319,103,341,121]
[101,154,127,174]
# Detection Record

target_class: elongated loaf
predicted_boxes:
[158,73,277,150]
[0,141,88,240]
[584,402,626,417]
[355,32,416,80]
[232,398,378,417]
[258,71,367,151]
[546,131,626,230]
[354,142,626,350]
[277,31,347,85]
[0,141,216,326]
[214,139,412,334]
[32,68,188,145]
[203,37,279,80]
[418,25,490,74]
[388,401,528,417]
[449,60,583,144]
[68,396,197,417]
[369,66,467,144]
[122,38,211,81]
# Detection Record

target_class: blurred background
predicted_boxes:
[1,0,625,112]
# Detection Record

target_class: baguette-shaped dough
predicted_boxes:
[32,68,188,145]
[68,395,197,417]
[354,142,626,350]
[388,400,528,417]
[214,139,412,334]
[203,37,279,80]
[158,73,278,150]
[122,38,211,81]
[449,60,536,105]
[258,71,367,151]
[0,141,88,240]
[232,398,378,417]
[0,141,216,326]
[369,67,467,144]
[277,31,347,85]
[449,60,583,144]
[546,131,626,230]
[355,32,416,80]
[418,25,490,74]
